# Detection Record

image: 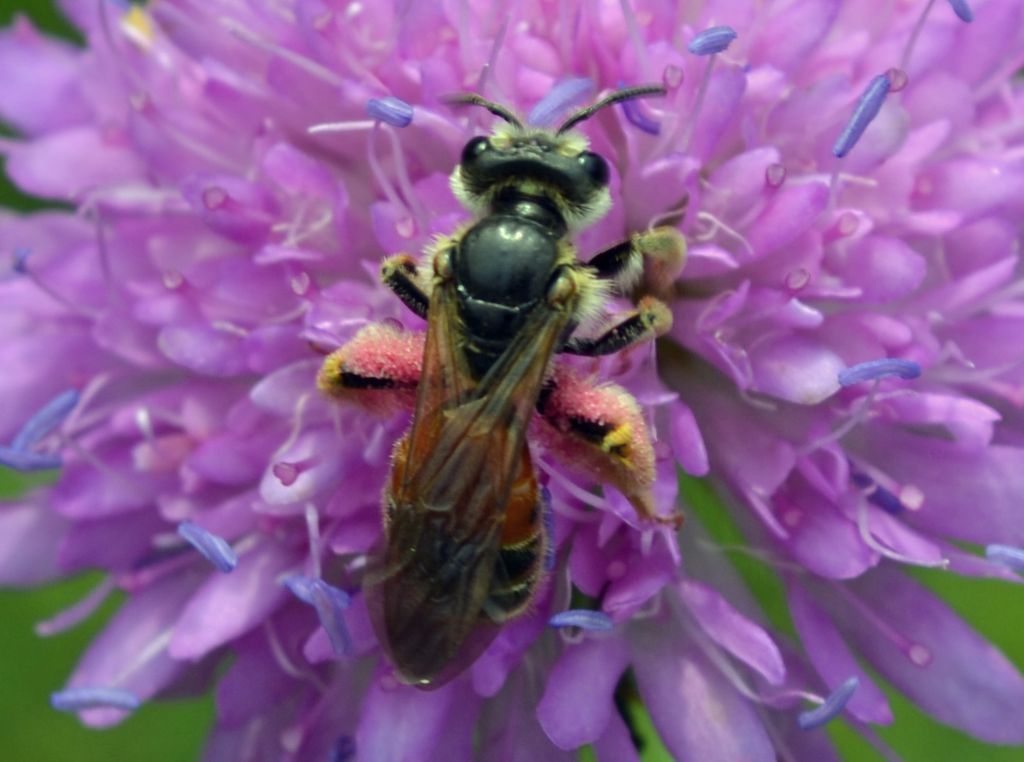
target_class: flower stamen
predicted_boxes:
[10,249,98,316]
[529,78,594,127]
[856,496,949,569]
[548,609,614,633]
[366,96,414,128]
[176,520,239,572]
[220,17,343,87]
[367,122,415,239]
[619,81,661,135]
[50,686,141,713]
[305,503,322,579]
[283,576,353,656]
[834,585,933,667]
[264,619,328,692]
[676,26,737,151]
[838,358,921,387]
[0,446,62,472]
[476,14,509,97]
[985,544,1024,573]
[797,676,860,730]
[619,0,652,80]
[12,389,79,451]
[832,73,892,159]
[35,577,117,637]
[946,0,975,23]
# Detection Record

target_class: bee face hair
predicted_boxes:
[449,125,611,229]
[446,85,664,230]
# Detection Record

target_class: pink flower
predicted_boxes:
[3,0,1024,759]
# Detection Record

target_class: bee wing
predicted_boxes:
[368,278,570,686]
[399,277,571,523]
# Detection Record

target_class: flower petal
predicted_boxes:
[786,580,892,724]
[632,618,774,762]
[678,580,786,685]
[838,567,1024,743]
[169,540,295,660]
[537,636,629,749]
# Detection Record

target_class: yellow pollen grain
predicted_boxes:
[602,425,632,458]
[122,5,155,47]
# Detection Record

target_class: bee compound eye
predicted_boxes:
[577,151,609,186]
[460,136,490,166]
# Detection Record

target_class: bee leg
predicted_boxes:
[534,364,680,526]
[585,226,686,296]
[381,254,430,319]
[317,323,424,415]
[560,295,672,356]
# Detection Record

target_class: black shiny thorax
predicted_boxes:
[453,192,567,378]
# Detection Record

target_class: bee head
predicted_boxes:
[447,85,665,230]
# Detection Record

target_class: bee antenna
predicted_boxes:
[444,93,524,129]
[556,84,666,134]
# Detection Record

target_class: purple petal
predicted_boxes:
[11,388,79,450]
[688,26,737,56]
[592,710,641,762]
[749,0,839,73]
[528,78,594,127]
[67,572,199,727]
[852,430,1024,546]
[0,499,69,585]
[366,96,414,128]
[471,610,547,697]
[157,322,248,377]
[179,174,274,243]
[750,335,844,405]
[778,484,879,579]
[836,567,1024,743]
[6,127,143,199]
[678,580,786,685]
[355,673,462,762]
[743,181,830,260]
[787,581,892,724]
[548,609,614,632]
[797,677,859,730]
[249,359,322,416]
[169,541,294,660]
[537,636,629,749]
[214,626,299,725]
[602,541,678,619]
[51,687,140,713]
[833,236,927,303]
[177,521,238,573]
[669,402,709,476]
[876,392,999,450]
[0,20,91,135]
[632,619,774,761]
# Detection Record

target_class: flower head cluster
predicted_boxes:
[2,0,1024,759]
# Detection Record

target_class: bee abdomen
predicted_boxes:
[486,534,543,622]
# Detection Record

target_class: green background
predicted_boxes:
[1,3,1022,760]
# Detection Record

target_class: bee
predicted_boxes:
[318,85,687,688]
